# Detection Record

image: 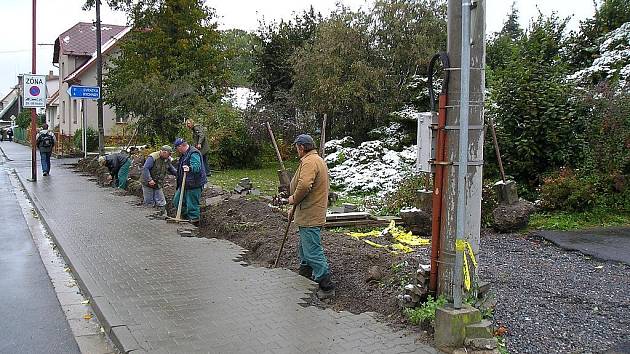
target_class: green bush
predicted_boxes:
[73,127,98,152]
[403,295,447,325]
[539,168,595,211]
[211,126,262,169]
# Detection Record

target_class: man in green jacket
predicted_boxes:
[186,119,211,175]
[142,145,177,215]
[173,138,207,226]
[288,134,335,298]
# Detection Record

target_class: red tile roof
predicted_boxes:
[53,22,127,63]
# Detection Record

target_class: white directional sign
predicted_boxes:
[23,74,47,108]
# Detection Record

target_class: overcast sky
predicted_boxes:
[0,0,597,98]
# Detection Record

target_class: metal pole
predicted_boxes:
[30,0,37,181]
[82,99,87,158]
[95,0,105,155]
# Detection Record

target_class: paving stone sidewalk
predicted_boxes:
[0,142,436,354]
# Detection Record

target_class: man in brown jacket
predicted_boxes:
[288,134,334,297]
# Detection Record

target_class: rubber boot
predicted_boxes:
[317,274,335,299]
[298,264,313,279]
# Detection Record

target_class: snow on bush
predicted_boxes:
[223,87,260,110]
[325,123,419,195]
[568,22,630,91]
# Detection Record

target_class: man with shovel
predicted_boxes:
[172,138,207,226]
[288,134,335,298]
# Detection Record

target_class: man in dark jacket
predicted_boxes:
[142,145,177,215]
[173,138,207,225]
[99,152,131,189]
[185,119,211,175]
[36,124,56,176]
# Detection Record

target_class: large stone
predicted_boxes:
[399,208,431,235]
[465,320,494,339]
[492,199,536,232]
[365,266,384,283]
[494,180,519,205]
[464,337,498,350]
[435,304,482,349]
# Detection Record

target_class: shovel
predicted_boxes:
[274,205,296,268]
[167,170,188,223]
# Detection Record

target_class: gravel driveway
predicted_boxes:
[479,230,630,353]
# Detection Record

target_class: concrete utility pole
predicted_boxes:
[438,0,486,307]
[95,0,105,155]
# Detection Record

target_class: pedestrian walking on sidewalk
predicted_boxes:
[173,138,207,226]
[185,119,211,175]
[288,134,335,298]
[36,124,56,176]
[99,151,131,189]
[142,145,177,215]
[7,127,13,141]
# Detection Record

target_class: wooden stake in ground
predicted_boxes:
[274,205,296,268]
[319,113,327,157]
[488,116,506,183]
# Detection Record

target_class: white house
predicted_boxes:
[53,22,129,139]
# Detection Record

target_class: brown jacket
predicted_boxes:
[290,150,329,227]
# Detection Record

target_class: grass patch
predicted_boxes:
[211,161,298,196]
[529,207,630,231]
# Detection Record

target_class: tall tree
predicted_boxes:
[101,0,229,141]
[291,9,390,140]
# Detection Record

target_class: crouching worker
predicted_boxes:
[142,145,177,215]
[288,134,335,298]
[173,138,207,226]
[99,151,131,189]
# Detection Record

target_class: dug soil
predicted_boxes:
[71,158,430,330]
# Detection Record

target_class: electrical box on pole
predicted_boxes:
[416,112,434,173]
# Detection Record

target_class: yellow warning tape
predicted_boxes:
[346,220,431,253]
[456,239,478,291]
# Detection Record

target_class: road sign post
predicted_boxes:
[67,85,100,158]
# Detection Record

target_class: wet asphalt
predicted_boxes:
[0,166,80,354]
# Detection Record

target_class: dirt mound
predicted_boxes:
[199,198,427,320]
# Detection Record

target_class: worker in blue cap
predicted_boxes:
[173,138,207,226]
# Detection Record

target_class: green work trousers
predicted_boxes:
[117,159,131,189]
[173,186,202,220]
[298,227,330,282]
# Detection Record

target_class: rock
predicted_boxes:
[492,199,536,232]
[464,338,499,350]
[399,208,431,235]
[238,177,253,189]
[343,203,359,212]
[234,185,247,194]
[494,180,519,205]
[128,155,145,179]
[205,196,224,207]
[365,266,384,283]
[250,189,261,196]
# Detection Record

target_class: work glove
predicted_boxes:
[183,165,190,172]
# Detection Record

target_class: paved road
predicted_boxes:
[0,162,80,354]
[0,142,435,354]
[535,228,630,264]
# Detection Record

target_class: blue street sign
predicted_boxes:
[67,85,100,99]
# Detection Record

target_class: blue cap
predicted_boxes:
[293,134,315,146]
[173,138,186,148]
